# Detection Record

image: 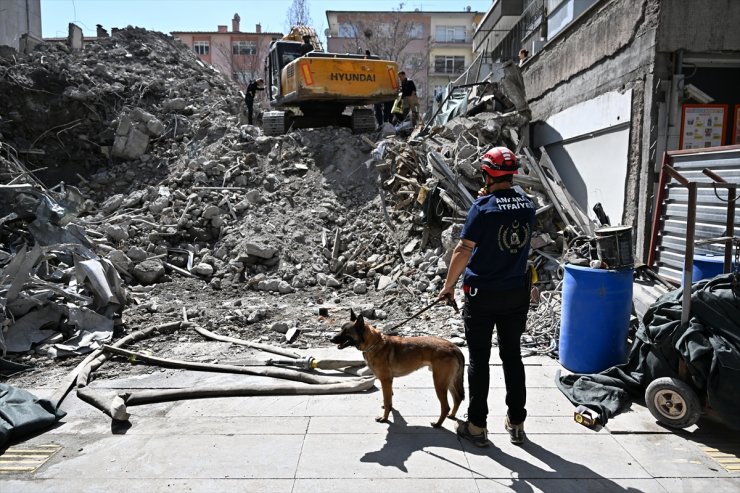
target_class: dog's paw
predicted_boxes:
[431,421,443,428]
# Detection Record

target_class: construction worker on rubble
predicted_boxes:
[245,78,264,125]
[437,146,536,448]
[398,71,419,126]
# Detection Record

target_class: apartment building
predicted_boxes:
[326,9,481,112]
[428,11,483,105]
[171,14,282,88]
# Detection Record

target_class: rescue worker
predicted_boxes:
[437,146,535,447]
[299,35,314,55]
[245,78,264,125]
[398,71,419,126]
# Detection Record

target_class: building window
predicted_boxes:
[409,23,424,39]
[434,55,465,74]
[194,41,209,55]
[435,26,467,43]
[408,54,424,71]
[232,41,257,55]
[338,23,356,37]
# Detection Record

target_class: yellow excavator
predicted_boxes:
[263,26,399,135]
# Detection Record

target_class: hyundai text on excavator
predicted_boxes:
[262,26,399,136]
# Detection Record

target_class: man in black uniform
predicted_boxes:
[437,146,536,448]
[245,78,264,125]
[398,71,419,125]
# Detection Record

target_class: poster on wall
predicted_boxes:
[680,104,728,150]
[733,104,740,145]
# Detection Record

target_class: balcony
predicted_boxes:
[432,37,472,47]
[429,67,466,77]
[489,0,545,63]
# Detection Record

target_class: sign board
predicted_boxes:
[679,104,728,150]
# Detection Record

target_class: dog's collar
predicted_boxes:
[361,338,382,354]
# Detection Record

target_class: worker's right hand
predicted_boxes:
[437,285,454,302]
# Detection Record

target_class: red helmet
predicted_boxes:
[480,146,519,177]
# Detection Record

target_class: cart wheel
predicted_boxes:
[645,377,701,429]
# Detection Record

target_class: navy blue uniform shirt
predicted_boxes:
[460,185,535,290]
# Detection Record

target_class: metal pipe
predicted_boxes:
[725,186,736,273]
[682,182,697,327]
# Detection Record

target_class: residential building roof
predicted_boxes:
[170,31,283,35]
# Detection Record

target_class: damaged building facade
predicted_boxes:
[0,0,42,51]
[478,0,740,263]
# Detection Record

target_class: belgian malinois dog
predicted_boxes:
[331,310,465,427]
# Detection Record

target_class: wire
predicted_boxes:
[713,185,739,204]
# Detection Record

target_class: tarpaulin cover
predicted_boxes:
[556,274,740,428]
[0,383,66,449]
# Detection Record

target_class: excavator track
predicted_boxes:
[262,111,287,136]
[350,108,377,134]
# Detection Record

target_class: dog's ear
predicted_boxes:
[350,309,357,321]
[354,313,365,343]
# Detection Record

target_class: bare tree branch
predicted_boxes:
[213,40,268,93]
[337,8,430,101]
[286,0,313,30]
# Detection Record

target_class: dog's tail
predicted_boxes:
[451,350,465,402]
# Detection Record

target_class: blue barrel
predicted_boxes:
[692,254,730,282]
[559,264,633,374]
[682,254,735,285]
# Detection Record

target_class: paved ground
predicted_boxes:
[2,347,739,492]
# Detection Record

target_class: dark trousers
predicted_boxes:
[463,285,529,428]
[383,101,393,122]
[245,95,254,124]
[374,103,383,126]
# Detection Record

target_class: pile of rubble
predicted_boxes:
[1,27,598,381]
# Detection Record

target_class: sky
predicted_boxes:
[41,0,494,39]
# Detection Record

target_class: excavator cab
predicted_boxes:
[265,40,304,102]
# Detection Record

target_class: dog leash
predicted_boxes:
[384,295,459,333]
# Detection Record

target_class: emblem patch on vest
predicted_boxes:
[498,220,530,254]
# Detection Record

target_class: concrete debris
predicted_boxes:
[0,27,650,380]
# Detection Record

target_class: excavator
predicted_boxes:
[262,26,399,136]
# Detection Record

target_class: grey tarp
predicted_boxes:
[556,274,740,428]
[0,383,66,449]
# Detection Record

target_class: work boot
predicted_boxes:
[504,416,526,445]
[456,421,490,447]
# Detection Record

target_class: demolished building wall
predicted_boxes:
[521,0,740,264]
[0,0,42,50]
[521,0,660,261]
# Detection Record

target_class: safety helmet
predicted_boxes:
[480,146,519,178]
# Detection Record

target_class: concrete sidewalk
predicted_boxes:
[2,347,739,492]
